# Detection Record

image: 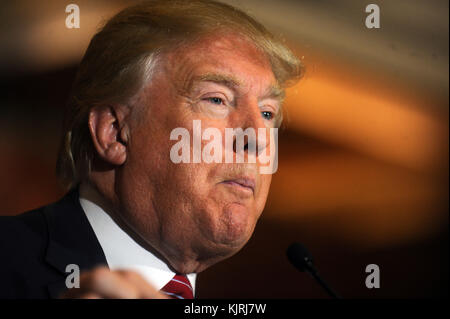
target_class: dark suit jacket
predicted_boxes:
[0,189,108,298]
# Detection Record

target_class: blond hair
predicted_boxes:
[56,0,303,189]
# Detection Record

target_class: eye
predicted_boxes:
[205,97,224,105]
[261,111,274,120]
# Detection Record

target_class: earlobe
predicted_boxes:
[88,106,128,166]
[105,142,127,165]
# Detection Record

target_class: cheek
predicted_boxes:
[256,174,272,209]
[154,162,213,219]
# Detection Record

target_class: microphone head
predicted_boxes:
[286,242,314,272]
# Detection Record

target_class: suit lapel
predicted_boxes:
[43,189,108,297]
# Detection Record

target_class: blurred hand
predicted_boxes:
[60,266,169,299]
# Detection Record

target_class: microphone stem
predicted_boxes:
[308,270,341,299]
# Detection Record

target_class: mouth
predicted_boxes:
[221,177,255,194]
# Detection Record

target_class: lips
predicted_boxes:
[221,177,255,193]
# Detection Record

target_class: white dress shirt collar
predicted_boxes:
[79,196,196,294]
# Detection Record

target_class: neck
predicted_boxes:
[79,182,173,268]
[79,180,226,274]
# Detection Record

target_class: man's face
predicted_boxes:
[116,33,281,272]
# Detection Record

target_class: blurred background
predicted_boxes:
[0,0,448,298]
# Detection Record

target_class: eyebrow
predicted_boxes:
[190,72,285,101]
[190,73,242,91]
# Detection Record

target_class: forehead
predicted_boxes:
[163,33,277,90]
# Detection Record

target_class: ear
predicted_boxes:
[88,105,128,166]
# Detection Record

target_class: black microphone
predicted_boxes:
[286,242,342,299]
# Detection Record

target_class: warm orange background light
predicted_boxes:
[0,0,447,298]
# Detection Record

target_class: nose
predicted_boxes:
[230,99,270,158]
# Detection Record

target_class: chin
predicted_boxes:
[214,202,257,249]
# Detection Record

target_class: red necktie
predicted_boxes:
[160,274,194,299]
